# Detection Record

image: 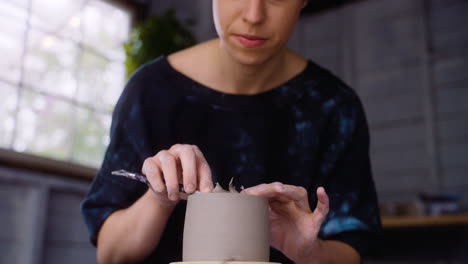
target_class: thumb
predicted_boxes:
[312,187,329,225]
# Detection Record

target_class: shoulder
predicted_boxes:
[117,57,170,104]
[126,56,174,86]
[116,40,217,115]
[113,56,181,119]
[302,63,370,140]
[301,61,363,114]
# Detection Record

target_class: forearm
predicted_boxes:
[296,239,361,264]
[97,190,176,264]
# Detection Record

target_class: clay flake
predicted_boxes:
[211,178,243,194]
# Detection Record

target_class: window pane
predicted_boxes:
[1,1,28,20]
[23,29,78,98]
[14,89,72,160]
[30,0,86,33]
[54,11,83,42]
[77,49,125,112]
[0,82,18,148]
[82,0,129,61]
[5,0,29,8]
[5,0,131,168]
[72,107,110,167]
[0,1,27,83]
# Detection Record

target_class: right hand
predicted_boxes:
[142,144,213,206]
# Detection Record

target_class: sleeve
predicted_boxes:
[80,71,154,247]
[315,94,382,257]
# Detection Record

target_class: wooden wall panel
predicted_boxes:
[300,12,342,76]
[42,190,95,263]
[0,167,94,264]
[353,1,423,74]
[430,0,468,57]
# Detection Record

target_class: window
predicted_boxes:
[0,0,131,167]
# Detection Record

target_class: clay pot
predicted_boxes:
[182,193,270,262]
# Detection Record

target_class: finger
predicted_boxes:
[246,185,315,208]
[312,186,329,224]
[192,145,213,193]
[156,151,179,201]
[142,157,165,193]
[169,144,197,193]
[243,183,310,210]
[288,185,310,211]
[242,183,287,200]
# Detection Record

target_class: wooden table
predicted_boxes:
[382,213,468,228]
[368,213,468,262]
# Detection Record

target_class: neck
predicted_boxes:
[214,40,289,95]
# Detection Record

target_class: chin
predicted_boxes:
[227,46,278,67]
[235,53,271,66]
[219,36,283,66]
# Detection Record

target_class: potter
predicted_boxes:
[81,0,382,263]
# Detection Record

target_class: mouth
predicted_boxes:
[234,34,268,48]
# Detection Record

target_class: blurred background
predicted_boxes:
[0,0,467,263]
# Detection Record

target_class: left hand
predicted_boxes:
[242,182,329,262]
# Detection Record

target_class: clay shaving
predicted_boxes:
[211,177,243,193]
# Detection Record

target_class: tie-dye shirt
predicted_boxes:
[81,56,381,263]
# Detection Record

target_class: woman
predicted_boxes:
[81,0,381,263]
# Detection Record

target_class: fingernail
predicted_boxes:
[158,153,166,163]
[186,183,195,192]
[169,193,178,201]
[242,189,252,195]
[155,186,165,193]
[203,187,212,193]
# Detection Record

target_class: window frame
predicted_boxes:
[0,0,148,175]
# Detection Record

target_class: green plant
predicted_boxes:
[124,9,197,79]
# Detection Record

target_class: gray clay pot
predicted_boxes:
[183,192,270,262]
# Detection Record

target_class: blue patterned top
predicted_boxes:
[81,56,381,263]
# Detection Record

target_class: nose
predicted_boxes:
[242,0,265,25]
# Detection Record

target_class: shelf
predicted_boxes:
[0,148,96,181]
[382,213,468,228]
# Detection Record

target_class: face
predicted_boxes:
[213,0,306,66]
